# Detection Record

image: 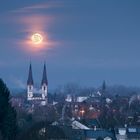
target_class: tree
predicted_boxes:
[0,79,17,140]
[2,106,17,140]
[0,79,10,122]
[17,121,66,140]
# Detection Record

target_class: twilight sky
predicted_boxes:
[0,0,140,90]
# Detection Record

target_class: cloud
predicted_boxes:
[11,1,64,13]
[18,14,53,32]
[64,57,140,69]
[0,1,64,56]
[10,76,26,89]
[0,1,60,32]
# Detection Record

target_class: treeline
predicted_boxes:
[0,79,17,140]
[0,79,67,140]
[52,82,140,97]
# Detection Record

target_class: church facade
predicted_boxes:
[27,63,48,106]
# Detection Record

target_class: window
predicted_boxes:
[44,86,46,90]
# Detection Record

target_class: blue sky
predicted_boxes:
[0,0,140,89]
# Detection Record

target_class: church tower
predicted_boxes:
[27,63,34,100]
[41,63,48,103]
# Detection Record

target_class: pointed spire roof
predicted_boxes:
[41,63,48,85]
[27,63,34,85]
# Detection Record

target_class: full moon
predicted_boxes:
[31,33,43,44]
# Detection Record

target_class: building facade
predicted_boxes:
[27,63,48,106]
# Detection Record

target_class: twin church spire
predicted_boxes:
[27,62,48,105]
[27,63,48,86]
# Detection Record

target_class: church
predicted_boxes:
[27,63,48,106]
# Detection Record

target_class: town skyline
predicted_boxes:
[0,0,140,89]
[1,1,140,140]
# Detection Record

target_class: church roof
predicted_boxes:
[27,63,34,85]
[41,63,48,85]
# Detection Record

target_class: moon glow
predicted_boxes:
[31,33,43,45]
